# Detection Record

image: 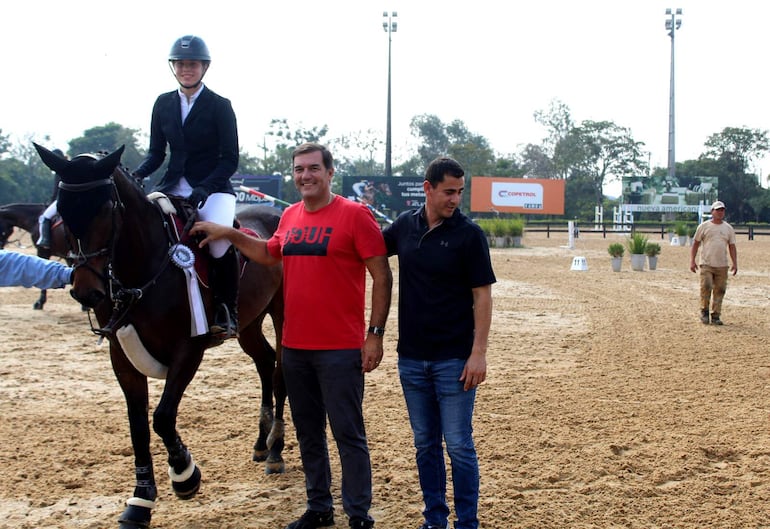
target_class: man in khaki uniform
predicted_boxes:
[689,200,738,325]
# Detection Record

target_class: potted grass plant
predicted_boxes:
[626,232,648,271]
[674,222,688,246]
[645,242,661,270]
[608,242,624,272]
[507,218,525,248]
[492,219,507,248]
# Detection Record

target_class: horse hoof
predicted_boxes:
[119,522,150,529]
[33,302,43,310]
[252,449,267,462]
[265,458,285,475]
[172,465,201,500]
[118,504,152,528]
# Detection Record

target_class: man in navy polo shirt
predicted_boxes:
[383,156,496,529]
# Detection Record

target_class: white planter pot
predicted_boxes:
[630,253,646,271]
[648,255,658,270]
[611,257,623,272]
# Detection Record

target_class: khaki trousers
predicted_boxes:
[699,265,728,316]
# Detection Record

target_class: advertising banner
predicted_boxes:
[470,177,565,215]
[621,175,718,211]
[342,176,426,212]
[230,174,283,206]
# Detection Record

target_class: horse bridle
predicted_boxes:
[58,177,119,284]
[59,173,176,339]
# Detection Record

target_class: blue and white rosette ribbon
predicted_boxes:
[169,244,208,337]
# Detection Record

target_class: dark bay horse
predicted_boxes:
[34,143,286,529]
[0,202,70,309]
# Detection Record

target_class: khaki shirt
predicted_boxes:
[694,220,736,268]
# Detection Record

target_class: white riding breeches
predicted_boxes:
[170,177,236,259]
[40,201,58,221]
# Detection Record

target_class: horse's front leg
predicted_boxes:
[33,288,47,310]
[33,247,52,310]
[267,344,287,474]
[153,350,204,500]
[239,325,286,474]
[111,351,158,529]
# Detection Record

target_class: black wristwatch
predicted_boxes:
[368,326,385,337]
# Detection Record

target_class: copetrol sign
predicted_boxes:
[470,177,565,215]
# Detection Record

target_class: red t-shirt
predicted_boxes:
[267,195,386,349]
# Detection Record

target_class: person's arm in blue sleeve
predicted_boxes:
[0,250,72,289]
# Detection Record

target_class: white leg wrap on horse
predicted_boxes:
[126,497,156,509]
[168,455,196,483]
[117,324,168,380]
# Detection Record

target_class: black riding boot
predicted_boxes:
[210,247,239,339]
[37,218,52,249]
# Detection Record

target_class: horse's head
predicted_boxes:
[34,143,125,308]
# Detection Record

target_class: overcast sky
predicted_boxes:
[3,0,768,191]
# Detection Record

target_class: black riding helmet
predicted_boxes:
[168,35,211,63]
[168,35,210,89]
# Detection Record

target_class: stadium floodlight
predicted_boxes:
[383,11,397,178]
[665,8,683,182]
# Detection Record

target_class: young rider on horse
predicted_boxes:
[36,148,66,249]
[133,35,240,339]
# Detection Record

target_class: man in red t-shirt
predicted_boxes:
[191,142,392,529]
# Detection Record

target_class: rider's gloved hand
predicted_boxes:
[189,187,210,209]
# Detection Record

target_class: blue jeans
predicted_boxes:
[282,347,372,522]
[398,357,479,529]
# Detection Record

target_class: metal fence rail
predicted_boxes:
[524,223,770,241]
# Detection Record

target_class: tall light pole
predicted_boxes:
[665,8,682,182]
[383,11,397,178]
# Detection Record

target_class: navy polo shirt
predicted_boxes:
[383,207,496,361]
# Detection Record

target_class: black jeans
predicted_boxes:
[282,347,373,522]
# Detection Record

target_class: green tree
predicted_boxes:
[564,174,597,220]
[533,98,575,179]
[332,129,384,176]
[569,120,647,207]
[703,126,769,175]
[0,157,27,203]
[410,114,449,165]
[520,143,556,178]
[7,134,61,203]
[677,149,770,223]
[68,122,144,170]
[0,129,11,156]
[409,114,497,210]
[394,155,423,178]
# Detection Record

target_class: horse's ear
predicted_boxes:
[94,145,125,174]
[34,143,69,174]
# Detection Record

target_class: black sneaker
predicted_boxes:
[711,314,723,326]
[700,310,709,324]
[286,509,334,529]
[350,518,374,529]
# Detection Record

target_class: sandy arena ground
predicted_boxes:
[1,230,769,529]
